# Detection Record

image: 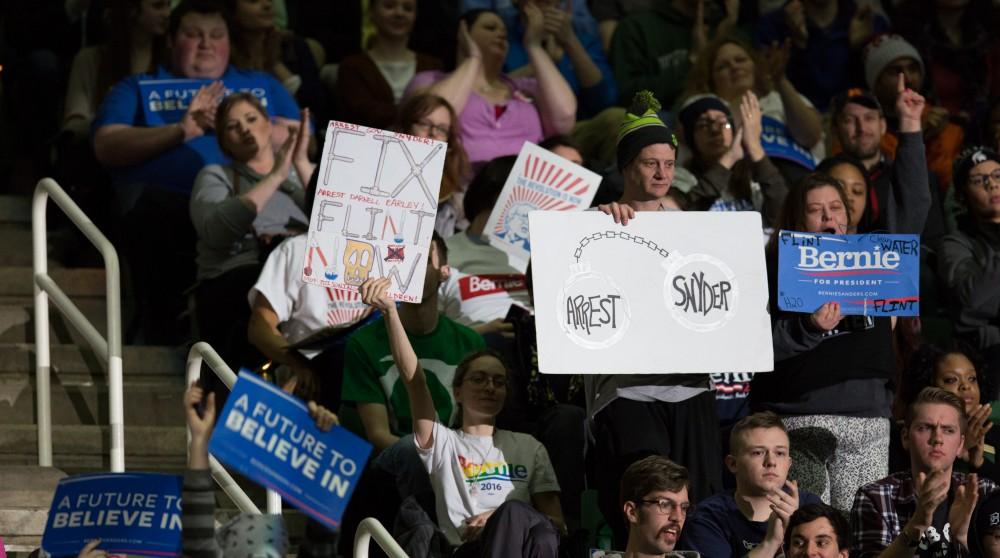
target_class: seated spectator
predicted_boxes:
[592,91,722,548]
[973,491,1000,558]
[358,276,565,556]
[938,147,1000,372]
[679,412,822,557]
[227,0,328,122]
[182,380,338,557]
[619,456,697,557]
[63,0,170,139]
[898,343,998,483]
[863,34,965,193]
[538,134,584,165]
[830,86,947,247]
[784,503,852,558]
[850,387,996,557]
[677,92,788,228]
[755,0,888,111]
[189,93,311,375]
[815,154,871,233]
[394,93,470,237]
[609,0,737,110]
[442,156,533,330]
[683,36,825,188]
[492,0,617,120]
[407,8,576,167]
[893,0,1000,125]
[341,233,485,453]
[750,80,930,514]
[336,0,443,130]
[92,0,303,344]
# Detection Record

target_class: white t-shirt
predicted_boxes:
[417,422,560,546]
[439,268,530,327]
[248,235,369,354]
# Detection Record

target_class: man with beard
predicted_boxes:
[620,456,698,557]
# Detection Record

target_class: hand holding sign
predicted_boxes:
[597,201,636,225]
[809,302,842,332]
[77,540,106,558]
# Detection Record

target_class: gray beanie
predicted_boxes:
[863,34,924,90]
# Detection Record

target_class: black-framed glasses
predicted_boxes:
[413,120,450,139]
[639,499,690,515]
[465,373,508,388]
[968,169,1000,189]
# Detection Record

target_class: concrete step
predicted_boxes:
[0,466,66,550]
[0,376,184,426]
[0,295,109,345]
[0,226,43,267]
[0,425,187,472]
[0,267,106,298]
[0,343,186,378]
[0,196,32,225]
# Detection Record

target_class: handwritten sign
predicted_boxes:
[777,230,920,316]
[209,371,373,529]
[760,116,817,170]
[138,76,280,126]
[303,121,445,302]
[530,211,773,374]
[486,143,601,272]
[42,472,182,557]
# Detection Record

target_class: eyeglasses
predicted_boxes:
[465,373,508,388]
[413,120,450,140]
[968,169,1000,189]
[639,499,690,516]
[694,118,732,132]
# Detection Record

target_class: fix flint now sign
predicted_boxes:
[776,231,920,316]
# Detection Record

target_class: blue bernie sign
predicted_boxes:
[138,76,276,126]
[760,116,817,170]
[42,472,183,557]
[776,230,920,316]
[209,371,373,529]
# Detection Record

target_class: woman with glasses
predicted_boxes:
[336,0,443,129]
[676,92,788,229]
[938,147,1000,372]
[358,276,567,558]
[395,93,470,236]
[406,8,577,167]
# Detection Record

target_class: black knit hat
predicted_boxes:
[678,94,733,153]
[616,90,678,171]
[953,146,1000,194]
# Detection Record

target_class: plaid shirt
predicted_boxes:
[851,470,997,558]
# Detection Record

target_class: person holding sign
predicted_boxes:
[182,380,338,557]
[190,92,313,381]
[406,7,577,166]
[358,276,566,556]
[590,90,723,549]
[750,73,931,515]
[938,147,1000,374]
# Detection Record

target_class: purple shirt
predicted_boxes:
[407,70,544,165]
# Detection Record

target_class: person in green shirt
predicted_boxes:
[341,232,486,452]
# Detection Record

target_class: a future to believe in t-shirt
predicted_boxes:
[417,422,560,546]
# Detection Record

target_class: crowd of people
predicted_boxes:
[5,0,1000,556]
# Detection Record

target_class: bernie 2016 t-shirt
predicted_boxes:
[678,489,822,557]
[92,65,300,194]
[341,315,485,435]
[417,422,561,547]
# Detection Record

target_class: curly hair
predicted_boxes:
[900,341,993,408]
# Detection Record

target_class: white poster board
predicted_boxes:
[303,121,445,302]
[530,211,774,374]
[486,142,601,272]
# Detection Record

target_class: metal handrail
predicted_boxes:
[33,178,124,471]
[354,517,408,558]
[185,342,282,514]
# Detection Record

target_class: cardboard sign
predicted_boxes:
[41,472,183,557]
[776,230,920,316]
[138,76,280,126]
[760,116,817,170]
[530,211,773,374]
[486,143,601,271]
[303,121,446,302]
[209,372,373,529]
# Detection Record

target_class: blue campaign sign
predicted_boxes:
[776,230,920,316]
[139,75,276,126]
[209,371,373,529]
[760,116,817,170]
[41,472,182,557]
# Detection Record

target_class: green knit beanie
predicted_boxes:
[616,90,678,171]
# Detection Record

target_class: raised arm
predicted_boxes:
[359,278,437,450]
[762,40,822,149]
[523,3,577,135]
[417,21,482,115]
[884,73,930,235]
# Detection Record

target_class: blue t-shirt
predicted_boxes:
[678,489,822,557]
[92,65,300,195]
